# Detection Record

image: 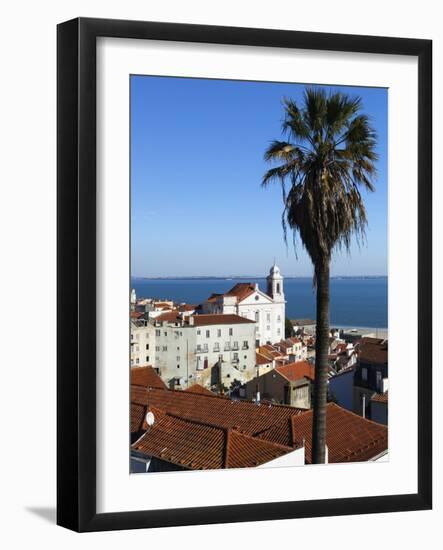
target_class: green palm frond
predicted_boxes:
[263,87,377,268]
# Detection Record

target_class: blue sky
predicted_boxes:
[131,76,387,278]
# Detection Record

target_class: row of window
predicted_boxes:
[154,329,185,337]
[131,353,250,368]
[133,314,282,342]
[132,343,151,352]
[196,328,234,337]
[131,332,150,341]
[152,345,182,352]
[196,352,247,362]
[146,342,250,353]
[131,356,150,365]
[196,341,249,353]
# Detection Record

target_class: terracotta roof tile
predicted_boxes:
[132,412,292,470]
[131,366,168,390]
[371,391,388,404]
[224,283,257,302]
[258,345,283,360]
[131,403,147,433]
[226,430,292,468]
[276,361,315,382]
[359,338,388,364]
[131,385,304,436]
[155,310,181,323]
[256,352,272,365]
[257,403,387,463]
[130,311,144,319]
[184,384,215,396]
[191,314,255,326]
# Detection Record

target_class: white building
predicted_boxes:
[151,311,256,389]
[201,264,286,346]
[130,319,156,367]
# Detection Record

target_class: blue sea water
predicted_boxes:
[131,277,388,329]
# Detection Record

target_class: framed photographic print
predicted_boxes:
[57,18,432,532]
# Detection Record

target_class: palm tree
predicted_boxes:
[263,88,377,463]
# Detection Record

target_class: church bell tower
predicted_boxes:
[266,263,285,302]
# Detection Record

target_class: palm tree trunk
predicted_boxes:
[311,259,330,464]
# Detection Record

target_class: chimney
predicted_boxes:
[189,316,194,326]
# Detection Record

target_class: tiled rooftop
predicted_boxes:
[131,366,168,390]
[131,403,147,433]
[224,283,257,302]
[191,314,255,326]
[154,310,181,323]
[205,282,265,304]
[359,338,388,364]
[256,352,272,365]
[276,361,315,382]
[132,411,293,470]
[256,403,388,463]
[130,311,144,319]
[258,345,283,360]
[184,384,215,396]
[131,385,304,437]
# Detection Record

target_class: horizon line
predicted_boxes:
[131,274,388,279]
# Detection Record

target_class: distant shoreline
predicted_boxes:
[131,277,387,329]
[330,325,388,334]
[292,321,388,331]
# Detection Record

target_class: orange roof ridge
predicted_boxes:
[326,401,387,427]
[190,313,255,326]
[184,384,215,396]
[131,366,168,390]
[156,409,242,432]
[275,361,315,382]
[229,427,293,452]
[134,386,233,405]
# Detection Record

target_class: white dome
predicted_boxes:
[269,263,281,276]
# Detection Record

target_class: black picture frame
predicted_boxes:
[57,17,432,532]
